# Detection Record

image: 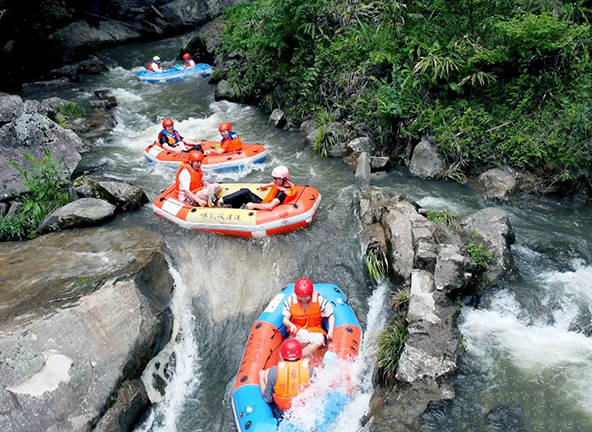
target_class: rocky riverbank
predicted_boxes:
[0,227,174,432]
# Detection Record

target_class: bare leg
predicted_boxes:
[302,343,322,359]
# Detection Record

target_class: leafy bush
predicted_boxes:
[463,242,492,268]
[0,149,71,241]
[366,248,389,282]
[426,209,462,227]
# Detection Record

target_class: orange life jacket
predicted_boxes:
[158,130,182,147]
[148,60,161,72]
[262,181,297,204]
[220,131,242,152]
[273,359,311,411]
[288,292,326,334]
[175,163,203,199]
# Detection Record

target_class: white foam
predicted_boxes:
[416,196,463,213]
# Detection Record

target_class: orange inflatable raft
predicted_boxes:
[144,141,267,171]
[153,183,321,237]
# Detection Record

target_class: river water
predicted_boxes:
[20,33,592,432]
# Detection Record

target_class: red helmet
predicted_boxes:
[188,150,204,162]
[183,53,190,60]
[218,122,232,132]
[162,118,174,128]
[281,339,302,361]
[294,278,313,297]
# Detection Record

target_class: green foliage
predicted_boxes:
[220,0,592,186]
[366,248,389,282]
[463,242,492,268]
[55,102,86,119]
[0,149,71,242]
[390,287,410,312]
[426,208,461,227]
[377,324,406,384]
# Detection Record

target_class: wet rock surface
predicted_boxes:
[0,228,174,432]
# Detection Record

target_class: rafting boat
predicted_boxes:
[153,183,321,237]
[232,283,362,432]
[144,141,267,171]
[137,63,212,83]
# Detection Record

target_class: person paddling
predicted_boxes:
[148,56,164,73]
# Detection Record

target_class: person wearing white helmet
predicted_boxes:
[210,166,297,209]
[148,56,164,73]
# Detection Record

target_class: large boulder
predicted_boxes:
[214,80,238,102]
[0,113,83,200]
[49,56,109,80]
[94,181,149,211]
[36,198,116,235]
[0,94,24,125]
[0,227,174,432]
[409,136,445,179]
[474,166,517,200]
[56,20,141,52]
[160,0,247,27]
[300,119,319,146]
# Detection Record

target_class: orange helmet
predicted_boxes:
[281,339,302,361]
[294,278,313,297]
[183,53,190,60]
[188,150,204,162]
[162,118,174,128]
[218,122,232,132]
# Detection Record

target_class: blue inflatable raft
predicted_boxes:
[232,283,362,432]
[137,63,212,83]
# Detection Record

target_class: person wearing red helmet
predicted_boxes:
[182,53,196,69]
[148,56,164,73]
[211,165,297,209]
[158,118,203,153]
[259,339,315,417]
[175,150,220,207]
[204,122,242,156]
[282,278,335,358]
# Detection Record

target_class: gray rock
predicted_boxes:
[160,0,246,27]
[6,201,22,218]
[0,228,173,432]
[327,140,346,158]
[347,137,374,156]
[22,78,70,90]
[36,198,116,235]
[214,80,238,102]
[0,113,82,200]
[475,167,517,200]
[42,97,70,110]
[23,99,55,119]
[464,207,515,282]
[0,94,24,125]
[89,98,117,110]
[269,109,286,128]
[94,89,114,99]
[355,152,371,185]
[300,119,319,146]
[371,156,390,170]
[360,224,387,253]
[94,181,149,211]
[409,136,445,179]
[57,20,141,50]
[434,244,471,293]
[93,380,149,432]
[356,186,390,226]
[486,404,529,432]
[50,56,109,79]
[0,202,8,217]
[71,184,95,200]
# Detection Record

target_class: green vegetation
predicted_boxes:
[377,324,406,384]
[463,242,492,267]
[220,0,592,189]
[390,286,411,312]
[54,102,86,127]
[426,209,461,227]
[366,248,389,281]
[0,150,71,241]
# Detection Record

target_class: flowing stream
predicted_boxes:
[20,33,592,432]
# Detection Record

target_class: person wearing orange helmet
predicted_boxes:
[282,278,335,359]
[204,122,242,156]
[148,56,164,73]
[182,53,196,69]
[259,339,315,417]
[158,118,203,153]
[175,150,220,207]
[211,165,297,210]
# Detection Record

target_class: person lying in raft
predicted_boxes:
[209,166,296,209]
[259,339,315,418]
[204,122,242,156]
[282,278,335,359]
[176,150,221,207]
[148,56,164,73]
[182,53,196,69]
[159,118,203,153]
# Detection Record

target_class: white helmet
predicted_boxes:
[272,166,290,180]
[153,56,161,61]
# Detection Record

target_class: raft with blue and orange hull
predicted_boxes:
[144,141,267,172]
[231,283,362,432]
